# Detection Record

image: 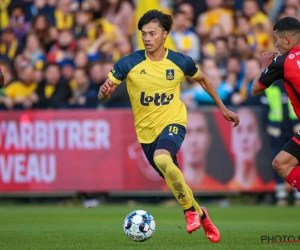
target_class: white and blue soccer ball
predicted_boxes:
[123,210,156,242]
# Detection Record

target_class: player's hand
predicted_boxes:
[100,79,114,98]
[221,108,240,127]
[261,51,275,70]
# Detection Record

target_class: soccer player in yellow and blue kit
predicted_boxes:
[99,10,240,242]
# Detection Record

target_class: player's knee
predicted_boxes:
[154,154,179,181]
[272,157,284,174]
[153,154,169,173]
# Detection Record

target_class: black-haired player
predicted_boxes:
[253,17,300,194]
[99,10,240,242]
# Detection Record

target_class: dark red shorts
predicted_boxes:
[283,131,300,163]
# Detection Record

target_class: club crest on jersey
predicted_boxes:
[166,69,174,80]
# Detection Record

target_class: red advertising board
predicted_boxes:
[0,110,128,192]
[0,108,275,193]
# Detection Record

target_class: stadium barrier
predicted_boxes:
[0,107,276,195]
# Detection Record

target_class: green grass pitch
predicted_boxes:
[1,203,300,250]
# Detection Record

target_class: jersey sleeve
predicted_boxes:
[258,54,285,89]
[108,57,129,85]
[184,55,200,79]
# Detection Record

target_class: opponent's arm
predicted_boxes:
[252,75,266,96]
[193,70,240,127]
[98,78,119,100]
[252,51,276,96]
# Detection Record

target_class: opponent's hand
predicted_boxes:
[222,108,240,127]
[261,51,275,70]
[274,49,282,57]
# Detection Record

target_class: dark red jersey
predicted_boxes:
[259,46,300,121]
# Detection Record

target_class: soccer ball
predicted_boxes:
[123,210,156,242]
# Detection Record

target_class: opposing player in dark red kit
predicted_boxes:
[252,17,300,192]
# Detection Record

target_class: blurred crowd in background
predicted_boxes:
[0,0,299,110]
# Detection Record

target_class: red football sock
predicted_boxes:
[285,167,300,192]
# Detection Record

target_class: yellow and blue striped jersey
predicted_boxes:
[108,49,200,143]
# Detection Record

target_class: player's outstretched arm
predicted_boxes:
[194,71,240,127]
[0,67,4,89]
[98,78,118,100]
[252,75,265,96]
